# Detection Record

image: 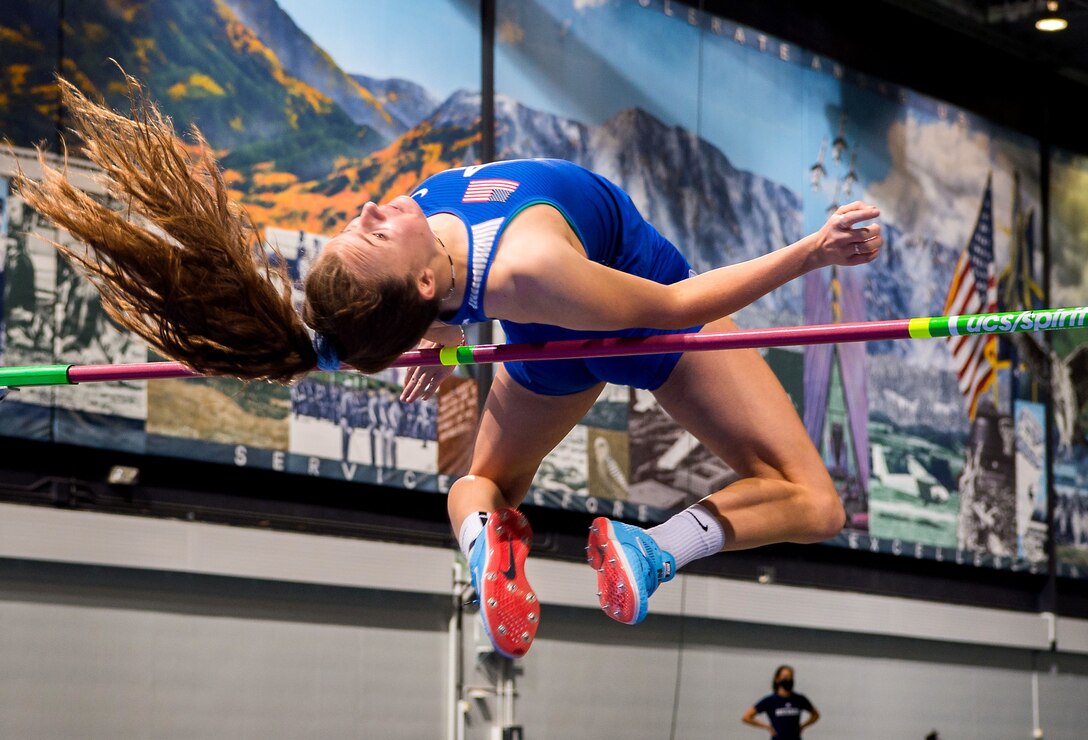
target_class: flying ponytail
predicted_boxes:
[16,71,317,383]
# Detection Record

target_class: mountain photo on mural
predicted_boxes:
[0,0,483,491]
[0,0,1059,574]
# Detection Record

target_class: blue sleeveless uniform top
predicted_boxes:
[411,159,699,395]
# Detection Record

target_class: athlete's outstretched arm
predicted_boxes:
[496,202,881,332]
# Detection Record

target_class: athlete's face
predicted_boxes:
[334,195,436,279]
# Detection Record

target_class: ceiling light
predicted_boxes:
[1036,0,1068,31]
[1036,16,1068,30]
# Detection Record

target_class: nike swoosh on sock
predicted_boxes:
[687,511,709,532]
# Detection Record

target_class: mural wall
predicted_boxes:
[493,0,1048,572]
[1050,147,1088,577]
[0,0,1076,577]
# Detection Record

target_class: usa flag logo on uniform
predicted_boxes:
[462,178,520,203]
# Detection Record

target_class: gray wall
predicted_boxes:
[499,605,1085,740]
[2,504,1087,740]
[0,563,450,740]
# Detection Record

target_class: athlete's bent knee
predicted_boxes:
[797,481,846,544]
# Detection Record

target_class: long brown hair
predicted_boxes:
[15,72,398,383]
[303,247,440,374]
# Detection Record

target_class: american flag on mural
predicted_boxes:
[462,178,520,203]
[943,174,998,420]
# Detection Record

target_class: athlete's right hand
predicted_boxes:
[812,201,882,268]
[400,340,454,403]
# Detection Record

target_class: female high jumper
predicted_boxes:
[20,75,882,658]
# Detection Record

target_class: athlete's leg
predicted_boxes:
[590,316,843,624]
[651,316,844,549]
[451,366,603,657]
[448,365,604,529]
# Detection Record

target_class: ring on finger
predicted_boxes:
[854,243,861,255]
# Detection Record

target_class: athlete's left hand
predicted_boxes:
[813,201,883,267]
[400,341,455,402]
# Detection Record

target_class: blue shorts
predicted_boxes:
[501,236,701,397]
[503,346,692,396]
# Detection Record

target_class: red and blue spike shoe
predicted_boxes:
[468,508,539,658]
[587,517,675,625]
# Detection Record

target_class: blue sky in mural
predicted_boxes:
[270,0,1039,251]
[700,30,846,230]
[493,0,872,202]
[495,0,700,137]
[270,0,885,198]
[700,29,833,198]
[275,0,480,99]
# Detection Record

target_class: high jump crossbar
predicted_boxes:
[1,306,1085,389]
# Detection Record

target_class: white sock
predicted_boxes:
[647,504,726,571]
[457,511,489,559]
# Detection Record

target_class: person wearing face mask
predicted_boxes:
[742,665,820,738]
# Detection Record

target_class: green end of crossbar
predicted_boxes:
[908,316,952,338]
[0,364,72,387]
[439,345,477,366]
